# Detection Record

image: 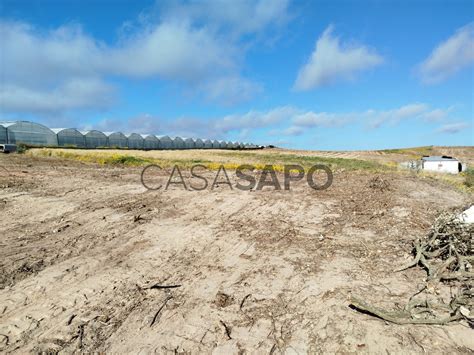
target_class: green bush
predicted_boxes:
[104,155,152,166]
[16,143,29,154]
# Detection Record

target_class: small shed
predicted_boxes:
[421,156,464,174]
[157,135,173,149]
[81,130,108,148]
[184,138,195,149]
[126,133,144,149]
[142,134,159,150]
[105,132,128,148]
[52,128,85,147]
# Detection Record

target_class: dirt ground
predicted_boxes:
[0,151,473,353]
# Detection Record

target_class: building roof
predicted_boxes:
[51,128,66,133]
[51,128,82,134]
[421,155,458,162]
[103,131,126,137]
[0,120,54,132]
[141,134,158,139]
[0,121,19,127]
[125,133,143,138]
[80,130,106,136]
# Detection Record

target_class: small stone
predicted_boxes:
[459,306,470,317]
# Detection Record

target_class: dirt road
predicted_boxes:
[0,153,472,353]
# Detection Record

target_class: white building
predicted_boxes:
[421,156,464,174]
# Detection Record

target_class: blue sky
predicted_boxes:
[0,0,473,150]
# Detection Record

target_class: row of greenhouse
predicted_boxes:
[0,121,260,150]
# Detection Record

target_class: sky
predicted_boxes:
[0,0,473,150]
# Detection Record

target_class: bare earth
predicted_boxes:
[0,149,473,353]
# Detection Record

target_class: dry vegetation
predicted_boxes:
[0,146,473,353]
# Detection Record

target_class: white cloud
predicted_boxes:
[390,103,428,119]
[158,0,291,37]
[294,25,383,90]
[366,103,454,128]
[418,23,474,84]
[268,125,305,136]
[0,78,115,114]
[0,2,291,116]
[436,122,470,134]
[214,106,298,132]
[200,76,264,105]
[292,111,355,127]
[282,126,304,136]
[0,22,102,87]
[421,107,453,122]
[107,21,236,81]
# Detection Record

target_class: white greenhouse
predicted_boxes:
[184,138,195,149]
[194,138,204,149]
[217,140,226,149]
[0,121,57,146]
[127,133,144,149]
[203,139,213,149]
[172,137,186,149]
[0,120,259,151]
[157,135,173,149]
[52,128,86,147]
[0,123,7,144]
[106,132,128,148]
[142,134,159,150]
[82,130,107,148]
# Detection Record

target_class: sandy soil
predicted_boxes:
[0,152,473,353]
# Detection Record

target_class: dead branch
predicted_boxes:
[240,294,251,310]
[0,334,9,346]
[220,320,232,340]
[150,295,173,327]
[148,284,181,290]
[140,282,181,290]
[350,296,462,325]
[355,211,473,325]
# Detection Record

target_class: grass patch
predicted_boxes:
[29,149,222,169]
[380,146,434,156]
[217,151,389,171]
[462,168,474,189]
[418,169,474,194]
[30,149,153,166]
[16,143,29,154]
